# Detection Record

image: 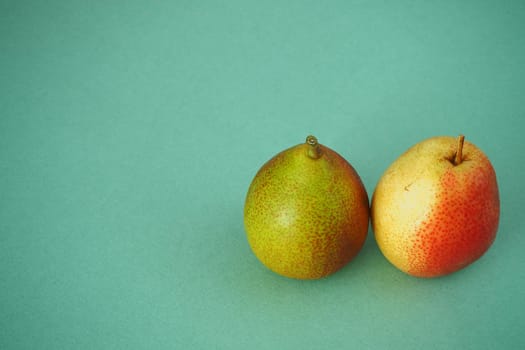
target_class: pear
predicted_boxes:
[244,136,369,279]
[371,135,500,278]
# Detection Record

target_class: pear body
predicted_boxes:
[371,136,500,278]
[244,136,369,279]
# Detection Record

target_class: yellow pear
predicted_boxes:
[371,135,500,277]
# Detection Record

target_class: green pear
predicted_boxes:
[244,136,369,279]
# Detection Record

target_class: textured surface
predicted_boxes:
[1,1,525,349]
[244,139,369,279]
[372,137,500,277]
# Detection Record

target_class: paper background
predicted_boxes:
[2,1,524,349]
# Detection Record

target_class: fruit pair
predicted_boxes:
[244,135,500,279]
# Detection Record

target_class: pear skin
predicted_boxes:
[244,136,369,279]
[371,135,500,278]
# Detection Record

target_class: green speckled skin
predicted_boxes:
[244,140,369,279]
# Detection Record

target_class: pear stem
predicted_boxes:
[454,134,465,165]
[306,135,321,159]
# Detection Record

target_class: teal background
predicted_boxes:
[1,1,524,349]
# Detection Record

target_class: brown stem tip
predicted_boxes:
[454,134,465,165]
[306,135,322,159]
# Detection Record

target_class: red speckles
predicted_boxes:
[407,167,500,277]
